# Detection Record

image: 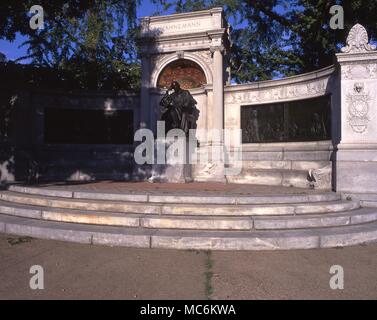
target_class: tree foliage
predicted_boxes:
[1,0,377,88]
[165,0,377,82]
[0,0,140,90]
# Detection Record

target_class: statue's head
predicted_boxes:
[169,81,181,92]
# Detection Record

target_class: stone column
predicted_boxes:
[140,53,150,129]
[198,43,225,182]
[211,45,224,144]
[335,24,377,195]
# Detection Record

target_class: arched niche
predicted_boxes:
[156,59,207,90]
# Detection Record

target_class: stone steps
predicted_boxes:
[340,193,377,208]
[362,201,377,208]
[8,185,340,204]
[234,160,330,171]
[226,168,311,188]
[1,213,377,250]
[0,191,358,216]
[0,200,375,231]
[1,184,375,250]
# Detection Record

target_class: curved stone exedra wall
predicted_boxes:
[225,65,336,105]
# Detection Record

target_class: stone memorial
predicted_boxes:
[2,8,377,251]
[1,7,377,199]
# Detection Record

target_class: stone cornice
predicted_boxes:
[207,28,226,38]
[150,86,207,95]
[140,30,212,43]
[224,65,336,92]
[139,7,225,39]
[142,7,223,24]
[336,51,377,63]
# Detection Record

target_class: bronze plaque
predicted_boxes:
[241,95,331,143]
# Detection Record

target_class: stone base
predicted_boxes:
[191,143,227,182]
[148,163,193,183]
[147,138,194,183]
[337,161,377,193]
[193,163,227,183]
[336,146,377,193]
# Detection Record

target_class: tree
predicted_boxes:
[0,1,141,90]
[165,0,377,82]
[1,1,377,87]
[0,52,6,62]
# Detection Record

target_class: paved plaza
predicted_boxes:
[1,233,376,299]
[15,181,322,195]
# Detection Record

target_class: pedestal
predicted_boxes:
[335,24,377,194]
[192,143,227,183]
[148,138,193,183]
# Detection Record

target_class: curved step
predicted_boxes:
[239,160,330,171]
[8,185,340,204]
[0,200,373,231]
[226,169,311,188]
[0,191,358,216]
[1,213,377,250]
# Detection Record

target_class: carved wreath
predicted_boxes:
[346,83,371,133]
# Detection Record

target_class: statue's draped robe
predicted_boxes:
[160,89,199,135]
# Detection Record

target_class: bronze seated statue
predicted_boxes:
[160,81,200,137]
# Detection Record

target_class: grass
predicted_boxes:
[7,236,33,246]
[204,250,214,300]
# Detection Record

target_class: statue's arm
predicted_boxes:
[160,91,172,107]
[182,90,198,107]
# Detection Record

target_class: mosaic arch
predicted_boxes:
[156,59,207,90]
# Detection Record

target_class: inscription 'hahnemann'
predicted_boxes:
[152,21,202,33]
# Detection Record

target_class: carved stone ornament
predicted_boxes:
[200,163,217,176]
[341,65,353,80]
[196,50,213,67]
[225,79,328,104]
[176,51,184,59]
[366,64,377,78]
[346,82,371,133]
[210,45,224,54]
[341,24,376,53]
[308,165,332,190]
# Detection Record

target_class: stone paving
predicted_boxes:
[22,181,321,196]
[0,233,376,299]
